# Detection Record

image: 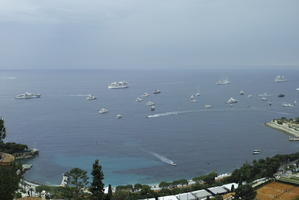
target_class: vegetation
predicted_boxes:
[90,160,105,200]
[0,119,29,154]
[0,118,6,143]
[65,168,89,200]
[233,184,256,200]
[275,117,299,124]
[0,164,21,200]
[226,152,299,183]
[0,142,28,154]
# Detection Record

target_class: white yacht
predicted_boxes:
[136,97,144,102]
[195,92,200,97]
[86,94,96,100]
[98,108,109,114]
[240,90,245,95]
[15,92,41,99]
[146,101,155,106]
[261,97,268,101]
[247,94,253,98]
[282,103,295,107]
[116,114,123,119]
[296,88,299,91]
[204,104,212,109]
[153,89,161,94]
[274,75,287,83]
[142,92,150,97]
[227,97,238,104]
[252,149,261,155]
[216,78,230,85]
[108,81,128,89]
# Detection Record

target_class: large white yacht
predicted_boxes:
[282,103,295,107]
[274,75,287,83]
[227,97,238,104]
[99,108,109,114]
[216,78,230,85]
[108,81,128,89]
[86,94,96,101]
[15,92,41,99]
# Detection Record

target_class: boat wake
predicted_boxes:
[67,94,90,97]
[146,111,184,118]
[146,107,293,118]
[150,152,176,166]
[0,76,16,80]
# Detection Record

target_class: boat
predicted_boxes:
[150,105,156,111]
[195,92,200,96]
[108,81,128,89]
[277,94,285,98]
[15,92,41,99]
[247,94,253,98]
[116,114,123,119]
[282,103,295,107]
[204,104,212,109]
[146,101,155,106]
[252,149,261,155]
[258,93,272,97]
[216,78,230,85]
[86,94,96,100]
[136,97,144,102]
[190,99,197,103]
[142,92,150,97]
[169,161,177,166]
[240,90,245,95]
[296,88,299,91]
[98,108,109,114]
[274,75,287,83]
[261,97,268,101]
[153,89,161,94]
[227,97,238,104]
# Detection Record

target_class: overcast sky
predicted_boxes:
[0,0,298,69]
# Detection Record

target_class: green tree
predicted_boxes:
[203,172,217,185]
[234,184,256,200]
[65,168,89,200]
[214,195,223,200]
[90,160,104,200]
[0,165,20,200]
[0,118,6,143]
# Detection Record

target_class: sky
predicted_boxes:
[0,0,298,69]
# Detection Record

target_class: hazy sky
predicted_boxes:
[0,0,298,69]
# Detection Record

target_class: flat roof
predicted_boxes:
[222,183,238,191]
[158,195,178,200]
[207,186,227,194]
[192,189,212,199]
[176,192,197,200]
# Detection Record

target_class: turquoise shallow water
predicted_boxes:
[0,69,299,185]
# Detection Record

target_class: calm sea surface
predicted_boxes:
[0,69,298,185]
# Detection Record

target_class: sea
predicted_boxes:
[0,68,298,186]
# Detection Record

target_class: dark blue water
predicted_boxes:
[0,69,298,186]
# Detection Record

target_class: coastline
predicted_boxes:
[265,120,299,138]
